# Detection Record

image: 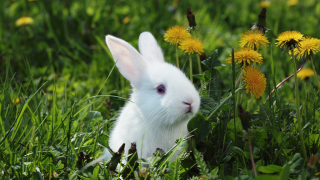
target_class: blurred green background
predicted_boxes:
[1,0,320,105]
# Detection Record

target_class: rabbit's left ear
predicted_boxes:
[138,32,165,63]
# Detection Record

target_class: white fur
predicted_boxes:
[104,32,200,160]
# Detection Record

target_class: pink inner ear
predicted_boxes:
[106,35,148,87]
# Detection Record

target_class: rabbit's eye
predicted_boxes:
[157,85,166,94]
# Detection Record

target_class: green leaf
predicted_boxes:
[288,153,304,174]
[48,145,67,156]
[169,159,181,180]
[280,164,290,180]
[197,120,212,143]
[187,114,203,132]
[83,111,103,122]
[253,175,280,180]
[92,166,99,180]
[227,118,243,132]
[258,165,283,174]
[193,74,206,81]
[45,163,57,172]
[210,166,219,176]
[77,175,92,180]
[270,131,284,145]
[194,149,209,175]
[231,146,245,156]
[259,104,272,124]
[235,175,250,180]
[200,97,216,114]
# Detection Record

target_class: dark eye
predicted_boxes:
[157,84,166,94]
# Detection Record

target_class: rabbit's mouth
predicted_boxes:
[183,102,193,114]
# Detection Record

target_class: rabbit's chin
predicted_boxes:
[171,111,196,125]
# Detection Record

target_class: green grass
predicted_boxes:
[1,0,320,179]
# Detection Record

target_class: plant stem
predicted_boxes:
[196,54,203,87]
[231,48,236,145]
[292,48,307,161]
[235,72,243,87]
[264,57,306,103]
[176,45,179,69]
[189,54,193,83]
[310,57,320,95]
[248,135,257,177]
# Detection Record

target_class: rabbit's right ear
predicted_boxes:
[106,35,147,87]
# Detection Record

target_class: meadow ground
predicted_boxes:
[1,0,320,179]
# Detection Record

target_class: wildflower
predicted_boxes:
[294,37,320,60]
[239,30,270,50]
[179,37,204,55]
[297,68,314,80]
[164,26,191,45]
[241,66,266,99]
[226,48,263,67]
[16,17,34,26]
[123,17,130,24]
[260,1,271,8]
[186,7,196,28]
[276,30,304,50]
[287,0,298,6]
[11,98,20,105]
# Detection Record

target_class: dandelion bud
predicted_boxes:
[186,7,197,28]
[237,104,251,131]
[123,143,139,178]
[309,155,317,168]
[257,8,267,31]
[128,143,139,169]
[109,143,125,171]
[153,148,165,156]
[200,52,208,61]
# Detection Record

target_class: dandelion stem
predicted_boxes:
[189,55,193,83]
[176,45,180,68]
[248,135,257,177]
[196,54,203,87]
[292,48,307,161]
[310,57,320,95]
[264,57,306,103]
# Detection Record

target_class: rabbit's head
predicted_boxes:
[106,32,200,126]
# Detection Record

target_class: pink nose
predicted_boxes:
[184,102,192,112]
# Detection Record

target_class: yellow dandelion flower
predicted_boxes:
[260,1,271,8]
[297,68,314,80]
[164,26,192,45]
[239,30,270,50]
[16,16,34,26]
[287,0,298,6]
[241,66,266,99]
[179,37,204,55]
[226,48,263,67]
[293,37,320,60]
[276,30,304,49]
[11,97,20,105]
[123,17,130,24]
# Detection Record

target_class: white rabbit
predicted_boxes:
[104,32,200,160]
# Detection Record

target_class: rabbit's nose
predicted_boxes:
[183,102,192,113]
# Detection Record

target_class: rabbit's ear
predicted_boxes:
[138,32,165,63]
[106,35,147,86]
